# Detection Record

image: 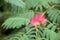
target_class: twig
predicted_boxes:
[43,5,60,15]
[35,25,38,40]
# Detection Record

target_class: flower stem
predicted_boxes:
[35,25,38,40]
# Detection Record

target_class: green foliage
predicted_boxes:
[0,0,60,40]
[47,8,60,23]
[5,0,26,8]
[25,0,58,11]
[2,11,34,29]
[43,28,60,40]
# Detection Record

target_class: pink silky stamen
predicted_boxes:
[30,13,48,26]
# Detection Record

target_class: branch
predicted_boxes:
[43,5,60,14]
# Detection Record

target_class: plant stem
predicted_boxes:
[43,5,60,15]
[35,25,38,40]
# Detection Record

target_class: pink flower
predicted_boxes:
[30,13,48,26]
[40,19,48,26]
[30,17,40,26]
[35,14,45,21]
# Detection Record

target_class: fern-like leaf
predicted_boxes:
[2,11,34,29]
[5,0,25,8]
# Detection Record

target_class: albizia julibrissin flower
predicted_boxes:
[30,13,48,26]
